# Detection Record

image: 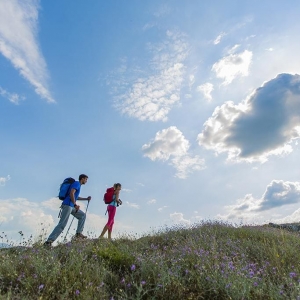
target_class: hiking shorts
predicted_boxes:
[106,205,116,231]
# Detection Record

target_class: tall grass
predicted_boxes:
[1,221,300,299]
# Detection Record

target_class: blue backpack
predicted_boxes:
[58,177,75,200]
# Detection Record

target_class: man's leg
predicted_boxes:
[71,208,86,234]
[47,205,72,242]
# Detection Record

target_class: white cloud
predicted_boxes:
[0,175,11,186]
[198,73,300,162]
[126,201,140,209]
[158,206,168,212]
[272,208,300,224]
[0,0,54,102]
[147,199,156,205]
[212,47,252,85]
[170,212,190,225]
[221,180,300,221]
[189,74,195,88]
[213,32,226,45]
[42,197,62,211]
[0,87,25,104]
[197,83,214,101]
[171,155,205,179]
[115,31,188,121]
[142,126,205,178]
[0,198,54,242]
[142,126,189,160]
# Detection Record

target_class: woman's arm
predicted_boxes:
[115,190,121,204]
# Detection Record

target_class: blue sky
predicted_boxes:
[1,0,300,244]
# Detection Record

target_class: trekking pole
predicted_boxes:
[63,205,79,242]
[85,200,90,214]
[63,215,75,242]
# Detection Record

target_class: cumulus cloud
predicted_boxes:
[115,30,188,121]
[197,83,214,101]
[170,212,190,225]
[0,87,25,104]
[273,208,300,224]
[212,46,252,85]
[142,126,189,160]
[0,198,54,242]
[142,126,205,178]
[0,0,54,102]
[198,73,300,162]
[221,180,300,221]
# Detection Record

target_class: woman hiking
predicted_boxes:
[99,183,122,240]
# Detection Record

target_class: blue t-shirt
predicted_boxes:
[62,181,81,207]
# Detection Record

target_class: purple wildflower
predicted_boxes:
[39,284,44,290]
[141,281,146,285]
[289,272,297,278]
[131,264,136,271]
[253,282,258,287]
[75,290,80,295]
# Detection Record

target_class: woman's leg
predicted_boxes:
[100,205,116,238]
[100,225,109,237]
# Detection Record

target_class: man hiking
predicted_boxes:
[44,174,92,246]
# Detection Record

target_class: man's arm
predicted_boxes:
[69,188,77,205]
[77,196,92,201]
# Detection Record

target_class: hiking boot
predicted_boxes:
[74,233,87,239]
[44,241,52,247]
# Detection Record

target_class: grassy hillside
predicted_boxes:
[1,222,300,299]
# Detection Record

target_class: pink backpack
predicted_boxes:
[103,187,114,204]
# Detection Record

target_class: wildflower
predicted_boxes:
[289,272,297,278]
[249,271,254,278]
[75,290,80,295]
[39,284,44,290]
[121,278,125,284]
[131,264,136,271]
[127,283,131,288]
[141,281,146,285]
[253,282,258,287]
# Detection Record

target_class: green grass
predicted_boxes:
[1,221,300,299]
